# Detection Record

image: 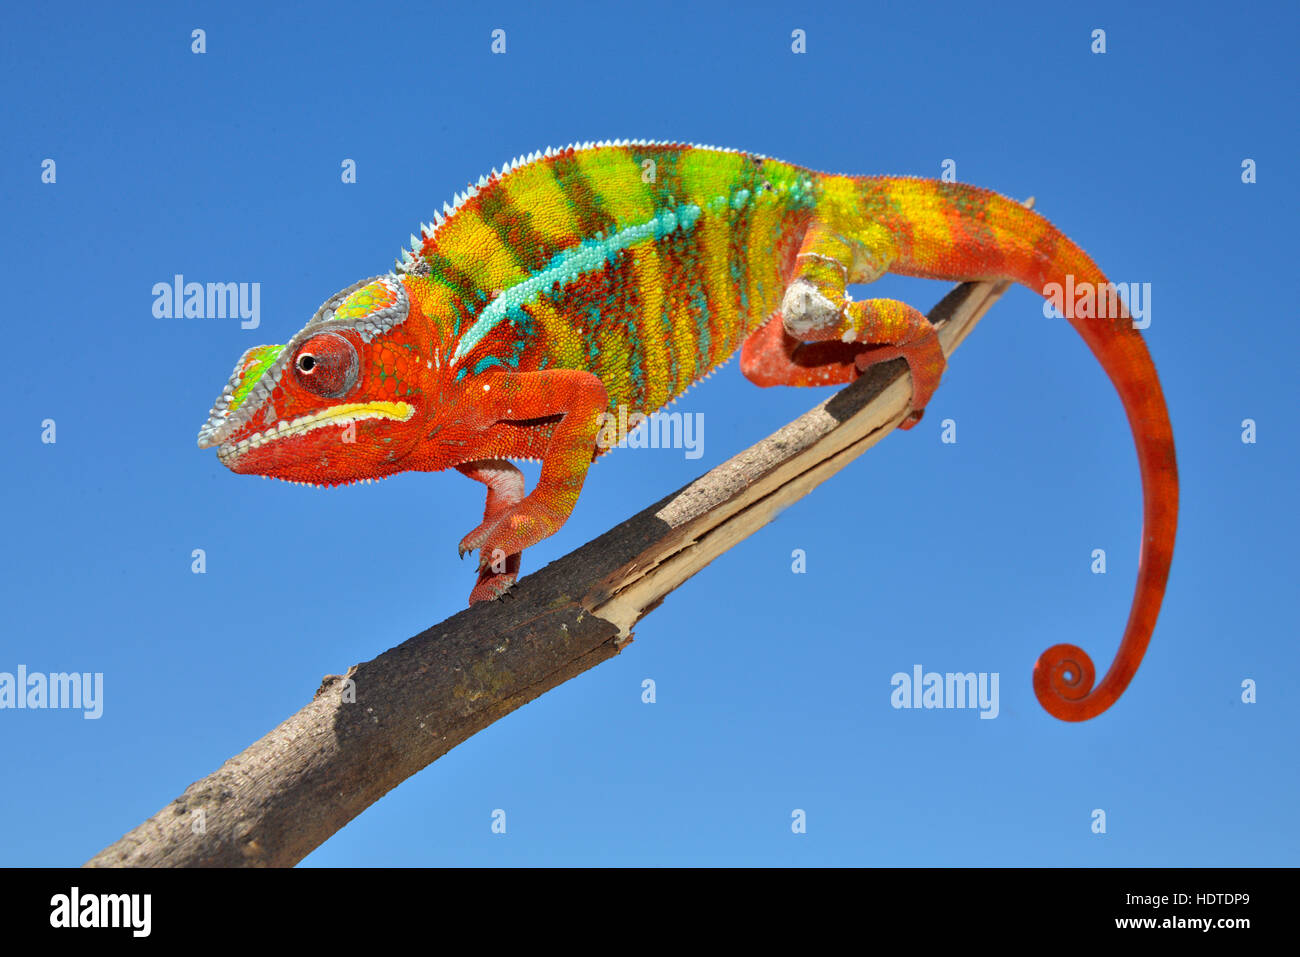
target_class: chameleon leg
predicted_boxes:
[455,369,609,598]
[456,460,525,602]
[777,224,946,428]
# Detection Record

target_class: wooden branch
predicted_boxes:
[86,265,1021,868]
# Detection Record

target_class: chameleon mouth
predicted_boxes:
[215,400,415,465]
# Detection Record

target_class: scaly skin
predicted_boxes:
[197,140,1177,721]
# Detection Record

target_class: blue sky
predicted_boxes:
[1,0,1296,866]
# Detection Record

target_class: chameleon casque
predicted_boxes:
[197,140,1177,722]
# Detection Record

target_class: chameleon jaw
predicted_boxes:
[215,400,416,466]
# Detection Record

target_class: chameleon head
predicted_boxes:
[196,275,428,485]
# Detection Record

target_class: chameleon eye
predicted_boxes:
[292,332,358,398]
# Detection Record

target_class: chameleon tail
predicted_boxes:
[880,179,1179,721]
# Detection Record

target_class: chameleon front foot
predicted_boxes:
[461,499,569,571]
[458,521,522,603]
[467,551,521,603]
[457,497,568,605]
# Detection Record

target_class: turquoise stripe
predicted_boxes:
[451,203,702,363]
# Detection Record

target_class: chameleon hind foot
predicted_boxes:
[778,279,944,429]
[777,223,945,426]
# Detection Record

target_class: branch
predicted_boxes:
[87,264,1022,867]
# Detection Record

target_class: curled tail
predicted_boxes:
[874,178,1179,721]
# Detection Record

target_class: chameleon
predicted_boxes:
[197,140,1177,722]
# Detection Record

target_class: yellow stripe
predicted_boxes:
[744,186,786,321]
[500,162,581,247]
[525,297,586,369]
[573,146,655,226]
[595,325,634,408]
[319,401,414,421]
[677,150,748,362]
[667,296,700,394]
[438,207,528,290]
[628,247,672,410]
[698,210,737,362]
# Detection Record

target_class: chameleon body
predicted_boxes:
[197,140,1177,721]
